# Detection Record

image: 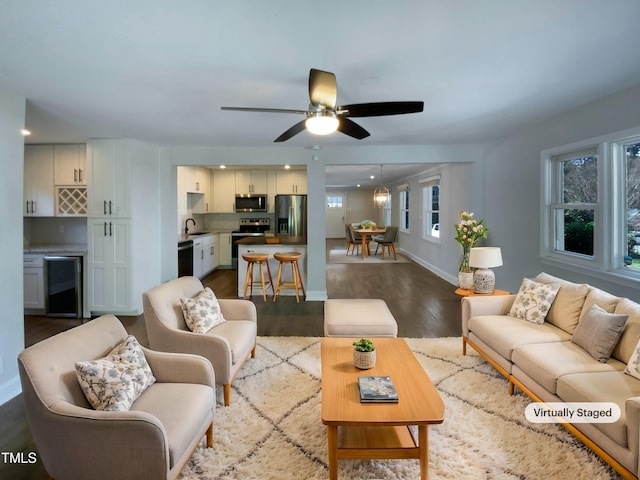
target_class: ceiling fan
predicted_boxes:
[221,68,424,142]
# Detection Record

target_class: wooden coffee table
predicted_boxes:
[321,338,445,479]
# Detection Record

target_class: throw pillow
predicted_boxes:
[75,335,156,411]
[572,304,628,363]
[180,287,225,334]
[625,337,640,380]
[508,278,561,324]
[534,272,589,334]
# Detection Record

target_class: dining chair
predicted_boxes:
[348,224,370,256]
[373,226,399,259]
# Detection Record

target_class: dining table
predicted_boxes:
[354,227,387,260]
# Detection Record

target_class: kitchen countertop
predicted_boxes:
[235,236,307,246]
[24,244,88,254]
[178,230,233,243]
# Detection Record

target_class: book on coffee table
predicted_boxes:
[358,376,399,403]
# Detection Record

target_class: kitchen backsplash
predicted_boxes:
[24,217,88,246]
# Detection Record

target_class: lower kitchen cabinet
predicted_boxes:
[87,218,131,312]
[24,254,45,310]
[193,234,216,279]
[218,233,232,267]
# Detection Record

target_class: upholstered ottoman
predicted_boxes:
[324,299,398,337]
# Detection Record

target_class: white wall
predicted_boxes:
[0,86,26,404]
[483,83,640,297]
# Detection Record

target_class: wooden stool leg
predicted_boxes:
[259,261,267,302]
[265,261,274,296]
[243,262,252,299]
[273,261,284,302]
[294,260,305,297]
[291,261,300,303]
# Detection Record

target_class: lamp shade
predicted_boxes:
[469,247,503,269]
[305,111,338,135]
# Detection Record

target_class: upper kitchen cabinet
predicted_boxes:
[178,166,210,213]
[87,139,131,217]
[235,169,267,194]
[211,168,236,213]
[276,168,307,194]
[54,144,87,185]
[24,145,54,216]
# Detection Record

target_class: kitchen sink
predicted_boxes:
[188,231,210,236]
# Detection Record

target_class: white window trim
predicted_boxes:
[399,188,410,233]
[540,126,640,288]
[420,176,440,242]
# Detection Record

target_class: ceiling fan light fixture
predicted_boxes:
[305,110,338,135]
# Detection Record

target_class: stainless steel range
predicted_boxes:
[231,218,270,268]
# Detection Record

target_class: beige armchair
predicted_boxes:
[17,314,215,480]
[143,276,257,406]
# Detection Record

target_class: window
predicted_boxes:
[542,127,640,283]
[421,177,440,239]
[399,187,410,232]
[326,195,343,208]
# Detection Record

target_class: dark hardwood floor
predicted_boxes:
[1,239,461,479]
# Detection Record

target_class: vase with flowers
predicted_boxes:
[454,211,489,289]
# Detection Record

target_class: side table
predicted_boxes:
[455,288,510,296]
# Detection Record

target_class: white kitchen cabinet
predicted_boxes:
[24,145,55,216]
[86,139,161,315]
[87,139,131,218]
[218,233,232,267]
[193,234,215,279]
[235,169,267,194]
[213,235,220,269]
[54,144,87,185]
[23,255,45,310]
[87,218,131,313]
[276,169,307,194]
[211,169,236,212]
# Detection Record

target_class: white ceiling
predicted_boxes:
[3,0,640,187]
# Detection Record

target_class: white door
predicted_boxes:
[325,193,346,238]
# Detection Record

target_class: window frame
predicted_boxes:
[541,126,640,287]
[398,186,410,232]
[421,176,440,241]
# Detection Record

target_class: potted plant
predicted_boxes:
[353,338,376,369]
[454,211,489,290]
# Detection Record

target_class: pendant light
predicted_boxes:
[373,164,390,208]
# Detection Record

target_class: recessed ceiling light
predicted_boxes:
[370,175,375,180]
[284,164,291,169]
[20,129,31,136]
[219,165,226,169]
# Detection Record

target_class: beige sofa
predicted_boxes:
[462,272,640,479]
[143,276,257,406]
[18,314,215,480]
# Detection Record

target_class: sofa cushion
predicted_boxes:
[580,288,620,317]
[511,341,625,394]
[557,371,640,448]
[534,272,589,334]
[75,335,156,411]
[613,298,640,364]
[468,314,570,361]
[508,278,560,324]
[571,304,628,363]
[180,287,226,334]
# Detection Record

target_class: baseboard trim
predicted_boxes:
[0,375,22,406]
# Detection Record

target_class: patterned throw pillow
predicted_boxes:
[180,287,226,334]
[508,278,561,324]
[75,335,156,411]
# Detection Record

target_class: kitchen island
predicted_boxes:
[236,236,307,299]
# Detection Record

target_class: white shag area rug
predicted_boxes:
[179,336,622,480]
[328,248,410,264]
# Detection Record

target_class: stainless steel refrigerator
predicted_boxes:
[274,194,307,240]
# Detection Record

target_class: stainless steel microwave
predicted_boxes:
[235,194,267,212]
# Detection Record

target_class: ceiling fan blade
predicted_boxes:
[274,119,307,142]
[309,69,337,108]
[338,101,424,117]
[337,118,370,140]
[221,106,308,115]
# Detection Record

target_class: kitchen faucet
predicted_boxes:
[184,218,196,234]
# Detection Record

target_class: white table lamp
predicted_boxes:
[469,247,503,294]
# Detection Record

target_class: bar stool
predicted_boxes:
[272,251,306,303]
[242,253,274,302]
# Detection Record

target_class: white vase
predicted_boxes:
[353,349,376,369]
[458,271,474,290]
